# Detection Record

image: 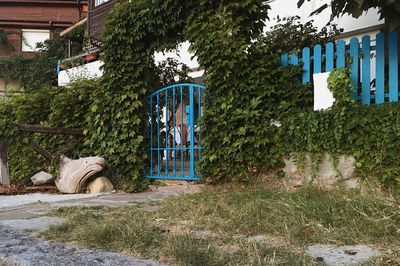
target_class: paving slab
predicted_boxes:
[307,244,380,266]
[0,216,65,232]
[0,185,202,221]
[0,193,100,209]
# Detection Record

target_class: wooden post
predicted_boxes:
[0,137,9,186]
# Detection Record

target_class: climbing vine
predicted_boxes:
[0,56,191,185]
[86,0,344,187]
[0,29,9,46]
[283,68,400,192]
[83,0,275,188]
[0,35,68,91]
[1,1,397,191]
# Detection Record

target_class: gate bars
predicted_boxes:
[146,83,205,181]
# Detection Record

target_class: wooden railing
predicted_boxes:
[0,125,84,185]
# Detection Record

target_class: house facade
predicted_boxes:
[0,0,88,57]
[57,0,120,85]
[88,0,121,42]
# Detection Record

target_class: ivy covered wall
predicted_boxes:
[1,0,398,193]
[87,1,338,187]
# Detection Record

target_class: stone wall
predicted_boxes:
[283,153,359,189]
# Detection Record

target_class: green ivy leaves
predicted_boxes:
[0,80,98,182]
[285,69,400,192]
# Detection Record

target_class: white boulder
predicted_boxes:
[86,176,114,193]
[31,171,54,186]
[56,156,106,194]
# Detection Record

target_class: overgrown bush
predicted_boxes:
[0,35,67,91]
[283,68,400,192]
[199,17,338,182]
[0,57,191,186]
[0,80,98,183]
[262,16,341,54]
[199,47,309,182]
[92,0,338,186]
[3,0,395,192]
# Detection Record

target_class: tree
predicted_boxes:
[298,0,400,30]
[260,16,340,54]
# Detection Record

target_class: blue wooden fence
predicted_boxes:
[281,31,399,105]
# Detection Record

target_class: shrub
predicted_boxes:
[199,17,338,182]
[0,57,190,187]
[89,0,338,185]
[0,35,68,91]
[283,68,400,192]
[0,80,98,183]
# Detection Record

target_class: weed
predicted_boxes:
[42,186,400,265]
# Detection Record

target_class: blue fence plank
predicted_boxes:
[375,32,385,104]
[361,35,371,105]
[280,31,399,106]
[302,47,311,83]
[198,88,202,161]
[313,44,322,74]
[349,38,360,100]
[281,53,288,66]
[56,59,61,74]
[389,31,399,102]
[180,86,184,177]
[336,40,346,68]
[326,42,334,71]
[290,52,298,65]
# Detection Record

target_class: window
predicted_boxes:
[21,29,50,52]
[95,0,110,7]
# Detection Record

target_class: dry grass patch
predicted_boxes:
[42,185,400,265]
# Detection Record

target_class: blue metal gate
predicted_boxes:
[146,83,205,181]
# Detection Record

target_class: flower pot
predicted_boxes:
[85,54,97,62]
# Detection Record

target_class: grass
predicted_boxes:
[41,185,400,265]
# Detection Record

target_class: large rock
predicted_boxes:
[86,176,114,193]
[283,153,359,189]
[55,156,106,194]
[31,171,54,186]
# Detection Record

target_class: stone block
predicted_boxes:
[283,153,359,189]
